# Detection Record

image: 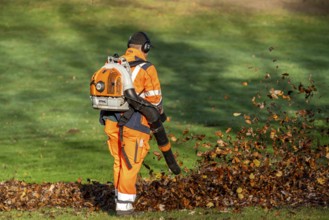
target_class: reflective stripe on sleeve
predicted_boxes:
[131,63,146,82]
[143,90,162,97]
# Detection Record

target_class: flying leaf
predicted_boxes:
[245,119,252,124]
[153,151,161,157]
[215,130,223,137]
[233,113,241,117]
[170,136,177,142]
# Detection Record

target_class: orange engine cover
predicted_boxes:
[90,66,129,111]
[90,67,124,97]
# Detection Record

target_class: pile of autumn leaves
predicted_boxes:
[135,76,329,211]
[1,74,328,212]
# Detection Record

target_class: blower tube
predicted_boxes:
[124,89,181,175]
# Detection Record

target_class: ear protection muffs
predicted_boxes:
[127,32,152,53]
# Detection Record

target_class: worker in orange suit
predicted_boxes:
[100,32,167,216]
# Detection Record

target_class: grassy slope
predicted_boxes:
[0,0,328,184]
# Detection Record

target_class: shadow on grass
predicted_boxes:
[79,181,116,215]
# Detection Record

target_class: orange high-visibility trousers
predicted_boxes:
[104,118,150,207]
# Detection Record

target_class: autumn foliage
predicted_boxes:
[1,70,328,212]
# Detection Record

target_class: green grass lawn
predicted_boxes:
[0,0,328,218]
[1,206,329,220]
[1,0,328,182]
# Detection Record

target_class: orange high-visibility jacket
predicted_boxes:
[123,48,163,113]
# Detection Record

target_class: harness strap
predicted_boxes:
[118,108,135,127]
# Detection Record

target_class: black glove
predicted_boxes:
[99,110,106,125]
[162,149,181,175]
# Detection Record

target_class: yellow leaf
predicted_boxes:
[317,178,325,185]
[253,159,260,167]
[276,170,283,177]
[326,153,329,159]
[236,187,243,194]
[238,193,244,199]
[242,82,248,86]
[206,202,214,208]
[233,113,241,117]
[249,173,255,179]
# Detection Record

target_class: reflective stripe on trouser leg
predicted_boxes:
[117,126,150,210]
[116,191,136,211]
